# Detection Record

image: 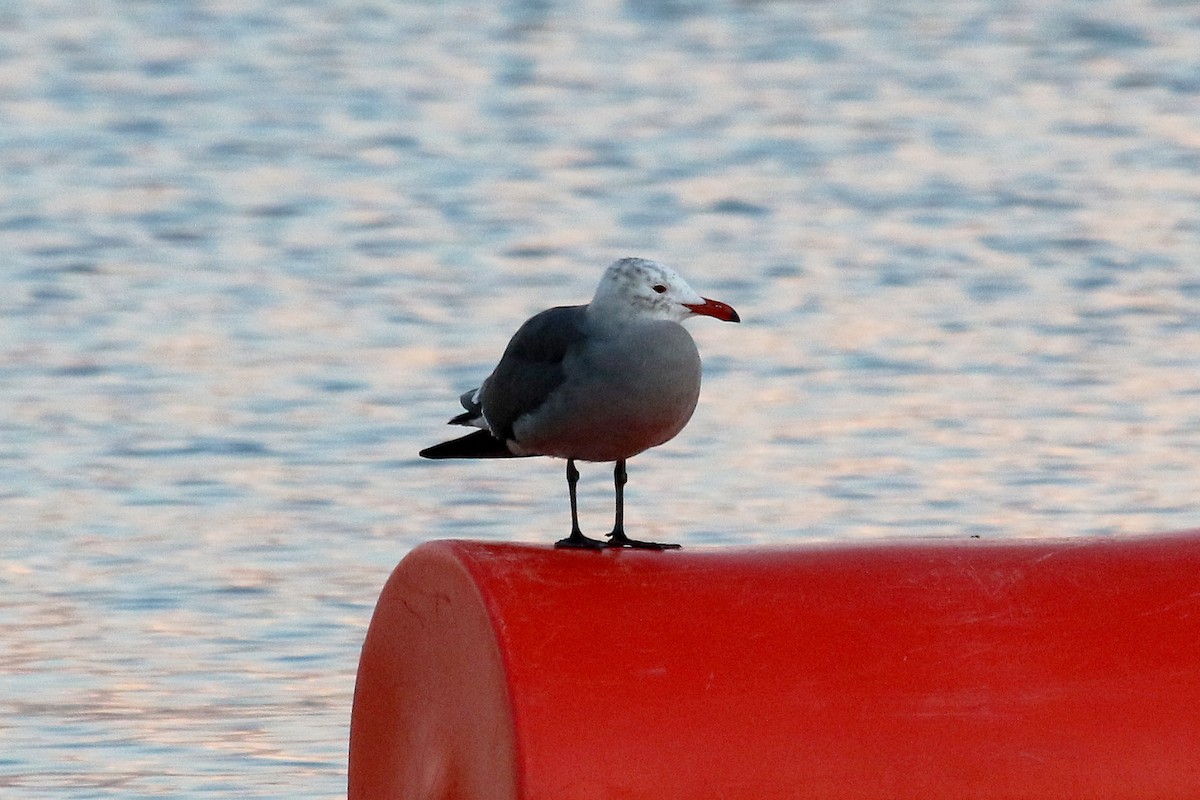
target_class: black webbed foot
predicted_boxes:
[555,530,607,550]
[605,530,682,550]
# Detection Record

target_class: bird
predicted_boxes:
[419,257,740,549]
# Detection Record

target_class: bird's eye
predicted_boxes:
[652,284,667,294]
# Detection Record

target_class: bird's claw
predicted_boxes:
[605,531,682,550]
[555,530,607,550]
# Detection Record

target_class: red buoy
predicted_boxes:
[349,534,1200,799]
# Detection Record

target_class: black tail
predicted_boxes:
[419,429,524,459]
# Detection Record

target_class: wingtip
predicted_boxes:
[419,429,521,459]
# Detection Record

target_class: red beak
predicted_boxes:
[684,297,740,323]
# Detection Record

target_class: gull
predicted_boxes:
[420,257,739,549]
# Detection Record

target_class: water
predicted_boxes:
[3,0,1200,796]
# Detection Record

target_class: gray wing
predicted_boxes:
[480,305,588,442]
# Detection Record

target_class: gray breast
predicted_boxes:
[510,318,702,461]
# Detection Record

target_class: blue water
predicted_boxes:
[3,1,1200,796]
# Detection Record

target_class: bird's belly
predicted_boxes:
[511,328,702,461]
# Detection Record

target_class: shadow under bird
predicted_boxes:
[419,257,740,549]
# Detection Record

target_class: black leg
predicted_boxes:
[605,459,681,550]
[555,458,605,549]
[612,457,626,533]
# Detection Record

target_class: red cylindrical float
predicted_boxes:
[349,533,1200,799]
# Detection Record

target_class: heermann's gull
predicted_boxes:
[419,257,739,549]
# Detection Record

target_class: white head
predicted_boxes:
[588,258,740,324]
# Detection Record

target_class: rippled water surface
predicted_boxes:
[4,0,1200,796]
